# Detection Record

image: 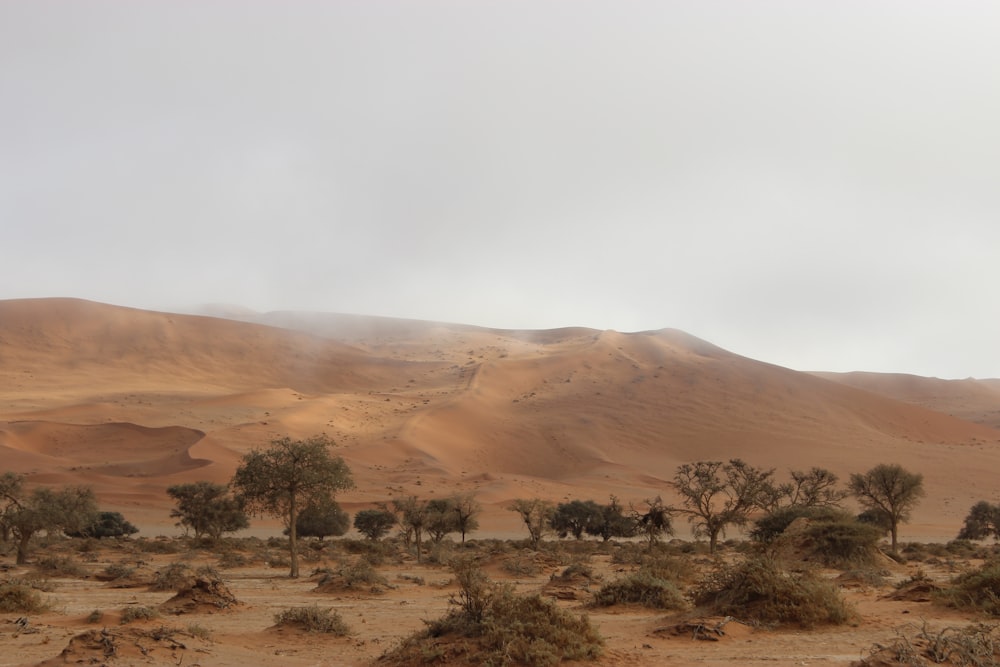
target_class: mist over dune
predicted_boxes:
[2,297,999,539]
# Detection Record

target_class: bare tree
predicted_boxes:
[452,493,481,543]
[849,463,924,553]
[392,496,430,562]
[781,467,848,508]
[508,498,555,549]
[673,459,776,553]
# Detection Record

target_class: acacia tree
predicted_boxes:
[66,511,139,539]
[0,472,25,542]
[673,459,777,553]
[286,497,350,540]
[452,493,481,543]
[958,501,1000,541]
[392,496,430,562]
[354,508,397,540]
[849,463,924,554]
[231,435,353,577]
[551,500,603,540]
[781,467,848,508]
[508,498,555,549]
[167,481,248,540]
[632,496,674,546]
[4,485,98,564]
[587,496,638,542]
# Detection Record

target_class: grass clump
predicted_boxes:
[120,605,158,624]
[935,560,1000,615]
[35,555,88,577]
[274,605,349,635]
[382,559,602,666]
[694,555,854,628]
[593,571,686,610]
[0,582,49,613]
[315,559,389,593]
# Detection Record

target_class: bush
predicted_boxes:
[936,560,1000,615]
[35,555,88,577]
[751,506,847,543]
[0,583,49,613]
[801,518,883,567]
[66,511,139,538]
[120,605,158,624]
[274,605,349,635]
[593,571,686,610]
[150,563,193,591]
[694,556,854,628]
[381,561,603,666]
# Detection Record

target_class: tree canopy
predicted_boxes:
[849,463,924,553]
[167,481,248,541]
[231,435,353,577]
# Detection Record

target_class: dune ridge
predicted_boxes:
[1,297,999,540]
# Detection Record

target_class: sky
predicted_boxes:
[2,1,999,379]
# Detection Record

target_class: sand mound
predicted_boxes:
[38,626,208,666]
[159,576,240,614]
[651,616,754,642]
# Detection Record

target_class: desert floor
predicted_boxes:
[2,534,997,667]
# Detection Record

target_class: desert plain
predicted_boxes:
[3,297,1000,666]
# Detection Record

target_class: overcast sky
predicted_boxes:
[2,2,999,378]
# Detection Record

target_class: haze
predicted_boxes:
[2,1,999,378]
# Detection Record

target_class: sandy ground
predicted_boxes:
[1,536,994,667]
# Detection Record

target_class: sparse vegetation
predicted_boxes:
[120,605,158,624]
[509,498,555,549]
[935,560,1000,616]
[274,605,349,635]
[593,571,686,610]
[0,582,49,613]
[849,464,925,553]
[694,555,854,628]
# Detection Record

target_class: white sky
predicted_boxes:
[2,1,999,378]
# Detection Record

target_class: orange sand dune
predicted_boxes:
[1,297,999,542]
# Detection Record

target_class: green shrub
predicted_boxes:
[751,506,847,543]
[593,571,686,610]
[0,583,49,613]
[274,605,349,635]
[801,518,883,567]
[694,556,854,628]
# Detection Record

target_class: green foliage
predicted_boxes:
[274,605,349,635]
[673,459,776,553]
[585,496,637,541]
[426,497,461,543]
[231,435,353,577]
[751,505,849,543]
[65,511,139,539]
[849,463,924,553]
[593,571,686,609]
[801,518,883,567]
[551,500,603,540]
[284,498,349,540]
[958,501,1000,541]
[354,508,397,541]
[4,484,99,564]
[694,555,854,628]
[167,481,248,541]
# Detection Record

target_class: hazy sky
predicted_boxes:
[3,2,999,378]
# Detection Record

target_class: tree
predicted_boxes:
[5,485,98,564]
[781,467,848,508]
[167,481,248,541]
[285,498,350,540]
[425,497,460,543]
[673,459,777,553]
[551,500,603,540]
[958,501,1000,541]
[849,463,924,553]
[586,496,638,542]
[231,435,353,577]
[452,493,481,543]
[354,508,397,541]
[0,472,25,542]
[508,498,555,549]
[632,496,674,546]
[66,511,139,539]
[392,496,430,562]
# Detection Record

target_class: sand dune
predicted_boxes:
[1,297,999,541]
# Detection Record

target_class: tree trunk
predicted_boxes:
[288,495,299,578]
[890,522,898,554]
[709,528,720,554]
[415,528,423,563]
[16,532,31,565]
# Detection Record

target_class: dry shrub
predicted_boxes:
[0,582,49,613]
[694,555,854,628]
[855,621,1000,667]
[936,560,1000,615]
[314,559,389,593]
[35,555,88,578]
[120,605,158,624]
[150,563,193,591]
[593,571,686,610]
[273,605,349,635]
[382,560,603,666]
